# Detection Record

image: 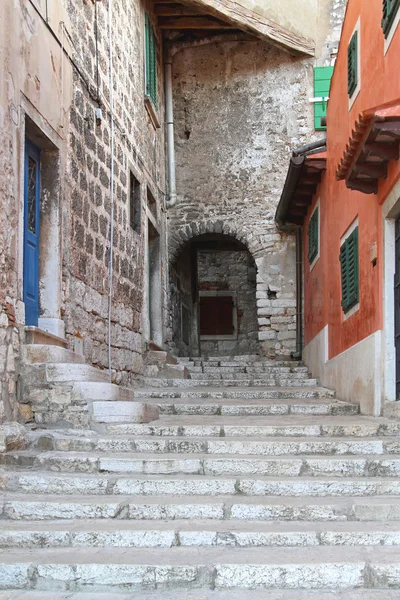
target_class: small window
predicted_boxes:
[340,226,359,313]
[200,296,235,337]
[313,67,334,131]
[382,0,400,37]
[348,31,358,98]
[308,207,319,265]
[129,171,141,233]
[145,14,157,107]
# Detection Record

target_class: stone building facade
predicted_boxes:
[0,0,346,425]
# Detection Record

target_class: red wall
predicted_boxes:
[304,0,400,359]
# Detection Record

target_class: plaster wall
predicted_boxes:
[0,0,73,421]
[304,325,382,415]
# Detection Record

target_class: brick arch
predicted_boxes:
[168,219,261,263]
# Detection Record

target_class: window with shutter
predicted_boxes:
[313,67,334,131]
[348,31,358,98]
[382,0,400,37]
[308,207,319,265]
[145,14,158,108]
[340,227,359,313]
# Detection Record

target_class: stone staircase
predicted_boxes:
[2,355,400,597]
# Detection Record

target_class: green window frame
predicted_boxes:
[314,67,334,131]
[347,30,358,98]
[382,0,400,37]
[145,13,157,108]
[308,207,319,264]
[340,226,359,313]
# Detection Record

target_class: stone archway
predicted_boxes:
[167,219,298,359]
[168,231,259,357]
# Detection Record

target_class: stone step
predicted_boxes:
[27,431,400,455]
[102,415,400,438]
[2,590,400,600]
[133,387,336,400]
[141,378,319,388]
[91,401,159,424]
[4,450,400,477]
[2,519,400,549]
[191,372,310,381]
[2,492,400,521]
[43,363,110,383]
[177,356,303,365]
[1,546,400,591]
[3,473,400,497]
[22,345,86,365]
[142,399,357,417]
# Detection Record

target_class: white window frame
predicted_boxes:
[348,17,361,110]
[309,199,321,272]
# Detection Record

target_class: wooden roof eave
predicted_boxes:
[159,0,315,55]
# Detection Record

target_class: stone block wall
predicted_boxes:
[61,0,167,386]
[167,40,310,356]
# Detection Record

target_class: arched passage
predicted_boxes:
[168,233,259,357]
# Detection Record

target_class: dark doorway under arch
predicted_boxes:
[169,234,259,357]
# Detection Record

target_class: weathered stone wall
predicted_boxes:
[168,39,310,356]
[198,250,258,356]
[61,0,167,386]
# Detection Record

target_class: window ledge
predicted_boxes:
[144,96,160,129]
[343,302,360,321]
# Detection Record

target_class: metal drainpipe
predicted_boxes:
[165,46,177,209]
[292,227,303,360]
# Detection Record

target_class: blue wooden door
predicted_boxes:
[23,141,41,326]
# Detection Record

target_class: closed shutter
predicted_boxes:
[348,31,358,97]
[314,67,334,131]
[200,296,234,336]
[382,0,400,37]
[308,207,319,264]
[340,227,359,313]
[145,14,157,107]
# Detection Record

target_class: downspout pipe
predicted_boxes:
[292,227,303,360]
[165,46,177,209]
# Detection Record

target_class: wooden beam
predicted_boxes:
[158,16,233,28]
[155,4,200,16]
[373,121,400,139]
[353,163,387,179]
[346,178,378,194]
[364,141,399,161]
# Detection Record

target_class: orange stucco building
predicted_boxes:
[277,0,400,416]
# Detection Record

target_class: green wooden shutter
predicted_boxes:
[382,0,400,37]
[314,67,334,131]
[340,227,359,313]
[308,207,319,264]
[347,31,358,98]
[145,14,157,107]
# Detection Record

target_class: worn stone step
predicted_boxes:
[1,546,400,591]
[145,399,357,417]
[3,520,400,549]
[141,378,319,388]
[102,415,400,438]
[3,472,400,497]
[91,401,159,424]
[5,450,400,477]
[3,492,400,521]
[3,589,400,600]
[22,345,86,365]
[27,431,400,455]
[43,363,110,383]
[133,387,336,400]
[192,372,310,381]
